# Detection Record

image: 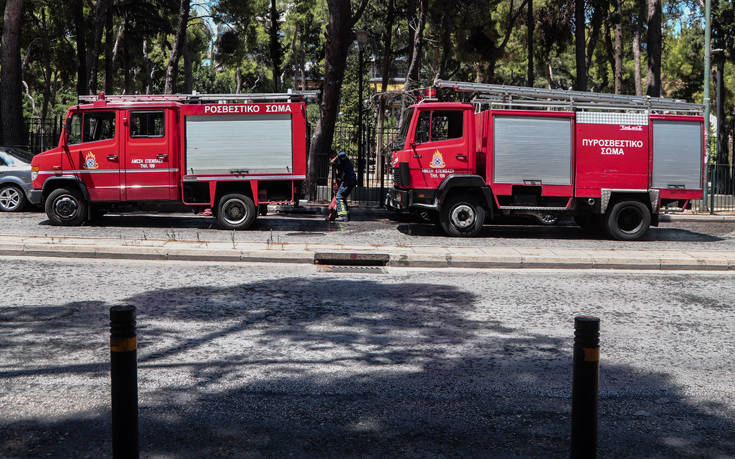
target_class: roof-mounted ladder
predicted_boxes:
[78,90,320,105]
[433,79,703,114]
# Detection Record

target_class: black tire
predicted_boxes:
[604,200,651,241]
[216,193,257,230]
[45,187,88,226]
[439,194,486,237]
[0,184,26,212]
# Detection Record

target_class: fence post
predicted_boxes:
[571,315,599,458]
[710,165,716,215]
[110,305,139,459]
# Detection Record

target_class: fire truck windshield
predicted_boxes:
[392,108,414,150]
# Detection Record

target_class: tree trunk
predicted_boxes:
[306,0,366,196]
[436,12,451,79]
[104,7,114,94]
[143,39,152,94]
[269,0,281,92]
[164,0,190,94]
[398,0,427,128]
[183,40,193,93]
[87,0,110,94]
[575,0,586,90]
[375,0,396,182]
[73,0,88,95]
[122,19,131,94]
[527,0,534,86]
[2,0,25,147]
[633,0,643,96]
[646,0,661,97]
[613,0,622,94]
[716,56,728,165]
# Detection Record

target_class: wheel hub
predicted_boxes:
[451,204,475,229]
[224,200,247,225]
[617,208,643,233]
[54,196,79,219]
[0,188,20,209]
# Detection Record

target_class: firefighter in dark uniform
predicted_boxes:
[330,151,356,221]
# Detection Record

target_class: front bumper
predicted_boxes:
[28,189,43,206]
[386,188,410,210]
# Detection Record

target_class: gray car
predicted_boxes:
[0,147,34,212]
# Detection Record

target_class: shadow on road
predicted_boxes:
[396,222,724,242]
[1,278,733,457]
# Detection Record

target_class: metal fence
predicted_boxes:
[698,163,735,213]
[24,116,62,154]
[315,120,400,206]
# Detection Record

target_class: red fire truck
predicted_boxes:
[387,80,705,240]
[29,91,316,230]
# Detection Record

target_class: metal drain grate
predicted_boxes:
[314,252,390,267]
[317,265,387,274]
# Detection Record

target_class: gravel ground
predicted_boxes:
[1,257,734,457]
[1,210,735,251]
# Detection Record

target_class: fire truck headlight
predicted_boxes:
[31,166,39,181]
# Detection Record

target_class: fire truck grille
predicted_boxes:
[392,167,402,186]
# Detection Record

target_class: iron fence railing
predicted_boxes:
[699,163,735,213]
[23,116,63,154]
[315,120,400,206]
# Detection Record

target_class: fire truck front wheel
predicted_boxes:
[217,193,257,230]
[440,194,486,237]
[605,200,651,241]
[45,187,88,226]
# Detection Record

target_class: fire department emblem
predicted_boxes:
[429,150,446,169]
[83,152,99,169]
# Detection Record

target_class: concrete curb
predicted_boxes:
[1,235,734,271]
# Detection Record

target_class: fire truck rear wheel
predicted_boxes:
[605,200,651,241]
[217,193,256,230]
[440,194,486,237]
[45,187,87,226]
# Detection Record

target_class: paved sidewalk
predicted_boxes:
[1,234,733,270]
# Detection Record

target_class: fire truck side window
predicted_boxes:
[131,112,165,137]
[415,111,431,143]
[430,110,463,141]
[68,113,82,145]
[83,111,116,143]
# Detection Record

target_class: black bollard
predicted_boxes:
[571,316,599,458]
[110,305,139,459]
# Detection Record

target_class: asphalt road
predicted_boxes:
[1,209,735,251]
[1,257,734,457]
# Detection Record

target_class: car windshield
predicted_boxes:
[391,108,415,150]
[5,148,33,164]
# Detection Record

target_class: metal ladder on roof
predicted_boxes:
[77,90,320,105]
[433,79,704,114]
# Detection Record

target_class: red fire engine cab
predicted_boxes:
[29,91,317,230]
[387,80,705,240]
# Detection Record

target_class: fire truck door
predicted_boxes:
[123,110,173,201]
[66,110,121,201]
[411,109,471,188]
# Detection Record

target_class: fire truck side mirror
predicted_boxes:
[63,118,72,145]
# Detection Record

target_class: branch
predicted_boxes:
[499,0,529,52]
[351,0,369,27]
[23,81,40,118]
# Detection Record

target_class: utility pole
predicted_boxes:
[703,0,711,209]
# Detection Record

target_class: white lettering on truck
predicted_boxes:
[581,138,644,156]
[202,104,293,114]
